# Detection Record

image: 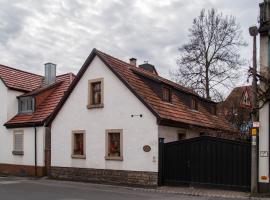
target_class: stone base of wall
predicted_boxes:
[50,166,158,187]
[258,182,270,193]
[0,163,46,177]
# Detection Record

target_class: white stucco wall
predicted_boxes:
[0,127,45,166]
[259,103,269,183]
[51,56,158,172]
[259,34,270,183]
[158,126,199,143]
[0,80,45,167]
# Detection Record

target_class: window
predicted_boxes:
[18,97,34,114]
[162,86,171,102]
[212,105,217,115]
[88,78,104,108]
[191,97,198,110]
[13,130,24,155]
[105,129,123,161]
[72,131,86,159]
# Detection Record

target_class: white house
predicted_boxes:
[45,49,232,186]
[0,64,74,176]
[258,0,270,193]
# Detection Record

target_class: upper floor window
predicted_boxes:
[88,78,104,109]
[18,97,34,114]
[191,97,198,110]
[162,86,171,103]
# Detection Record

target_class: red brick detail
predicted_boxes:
[0,163,46,177]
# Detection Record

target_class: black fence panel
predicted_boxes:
[162,136,251,191]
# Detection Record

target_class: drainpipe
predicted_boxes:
[34,126,37,177]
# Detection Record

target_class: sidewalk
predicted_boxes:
[131,185,270,199]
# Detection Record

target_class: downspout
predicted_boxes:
[34,126,37,177]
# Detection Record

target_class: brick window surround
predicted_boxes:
[105,129,123,161]
[87,78,104,109]
[71,130,86,159]
[13,130,24,156]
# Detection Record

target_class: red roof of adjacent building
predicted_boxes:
[1,64,75,128]
[0,64,43,92]
[46,49,233,131]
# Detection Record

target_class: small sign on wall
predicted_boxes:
[260,151,269,157]
[143,145,151,152]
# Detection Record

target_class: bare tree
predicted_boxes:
[172,9,246,100]
[248,67,270,110]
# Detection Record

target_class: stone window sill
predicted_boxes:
[105,156,123,161]
[87,103,104,109]
[71,154,86,159]
[12,151,24,156]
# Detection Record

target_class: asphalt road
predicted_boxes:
[0,177,250,200]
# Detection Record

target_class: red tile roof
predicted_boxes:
[5,73,75,128]
[0,65,43,92]
[46,49,233,131]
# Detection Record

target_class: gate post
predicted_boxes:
[158,138,165,186]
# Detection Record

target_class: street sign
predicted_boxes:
[253,122,260,128]
[260,151,269,157]
[240,87,252,108]
[252,136,256,145]
[251,128,257,136]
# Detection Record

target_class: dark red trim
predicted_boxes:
[4,121,43,129]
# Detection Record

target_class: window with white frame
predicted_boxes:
[13,130,24,155]
[105,129,123,161]
[18,97,34,114]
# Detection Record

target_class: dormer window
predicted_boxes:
[162,86,171,103]
[18,97,34,114]
[212,105,217,115]
[191,97,198,110]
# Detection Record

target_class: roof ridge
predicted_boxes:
[56,72,75,77]
[95,49,200,98]
[0,64,42,77]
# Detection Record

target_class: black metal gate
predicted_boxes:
[159,136,251,191]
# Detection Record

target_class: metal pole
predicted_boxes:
[249,26,258,194]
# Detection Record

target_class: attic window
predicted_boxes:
[162,87,171,103]
[18,97,34,114]
[191,97,198,110]
[212,105,217,115]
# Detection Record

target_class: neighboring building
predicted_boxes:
[258,0,270,193]
[45,48,233,187]
[218,86,253,134]
[0,64,74,176]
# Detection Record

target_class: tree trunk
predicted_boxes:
[205,65,210,100]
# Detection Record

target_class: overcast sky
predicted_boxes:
[0,0,261,91]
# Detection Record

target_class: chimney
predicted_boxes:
[260,0,270,26]
[129,58,137,66]
[44,63,56,85]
